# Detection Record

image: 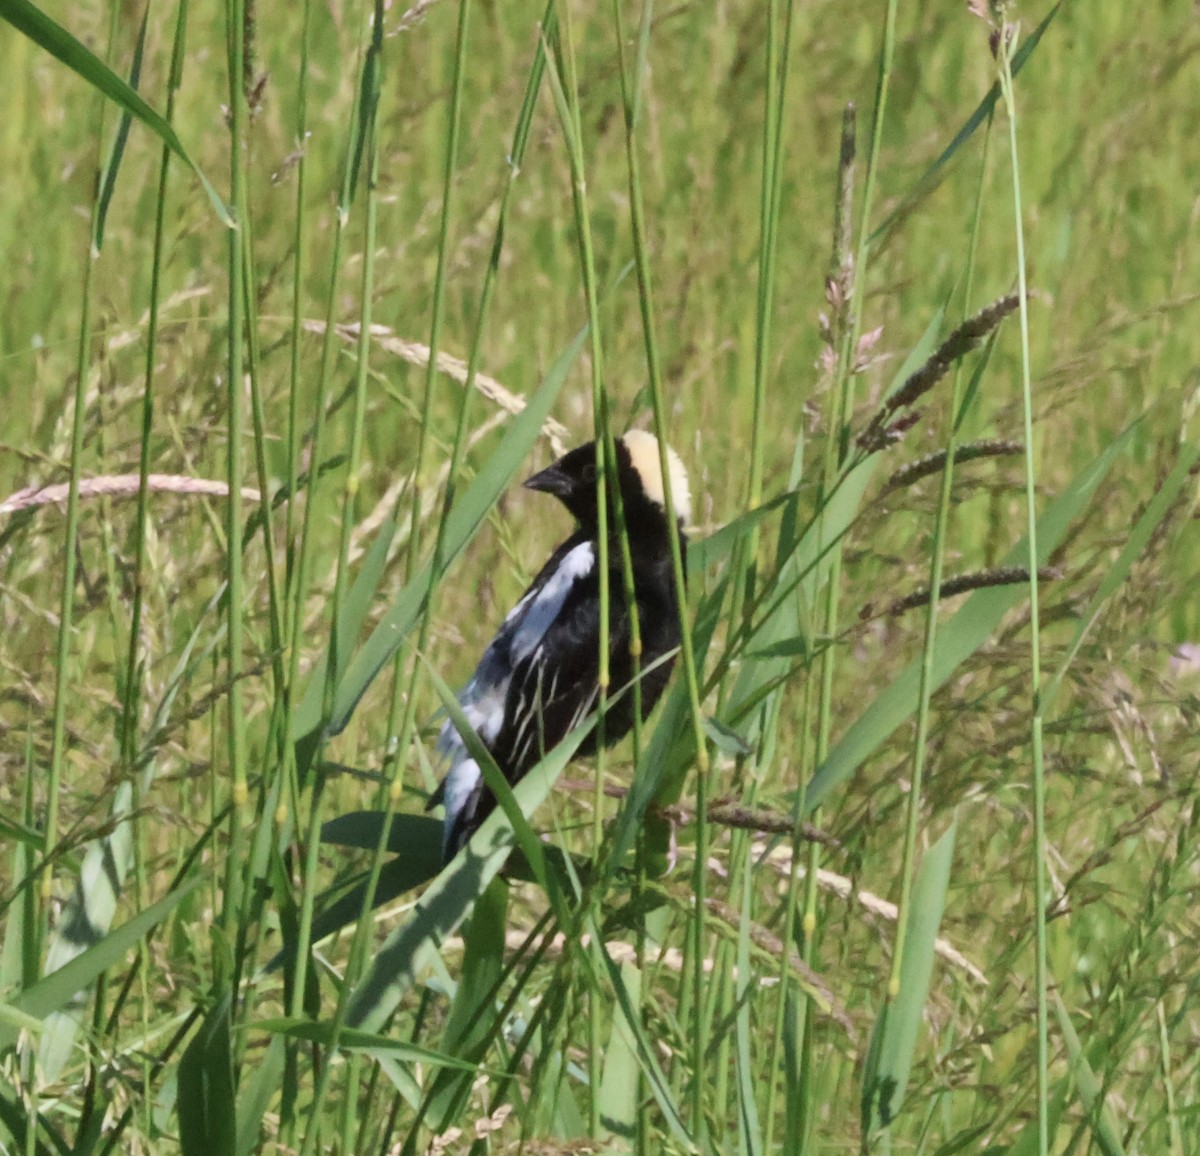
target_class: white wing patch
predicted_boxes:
[436,540,596,855]
[509,542,595,663]
[438,541,595,756]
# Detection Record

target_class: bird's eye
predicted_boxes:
[580,463,598,486]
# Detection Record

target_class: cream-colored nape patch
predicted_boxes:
[621,429,692,524]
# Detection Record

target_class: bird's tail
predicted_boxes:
[436,754,484,863]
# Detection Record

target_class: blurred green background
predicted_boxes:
[3,0,1199,1151]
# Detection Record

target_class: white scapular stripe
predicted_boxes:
[509,541,595,662]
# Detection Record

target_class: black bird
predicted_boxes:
[431,430,691,861]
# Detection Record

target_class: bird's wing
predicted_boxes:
[431,539,597,827]
[437,537,595,756]
[494,552,634,778]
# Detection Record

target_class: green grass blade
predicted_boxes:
[804,418,1139,816]
[740,305,945,662]
[0,0,230,224]
[685,489,799,579]
[0,876,201,1052]
[370,1052,423,1111]
[288,505,398,751]
[37,780,135,1080]
[341,8,382,216]
[0,1088,70,1156]
[863,819,957,1131]
[93,1,147,251]
[320,810,444,855]
[1052,992,1126,1156]
[869,2,1063,248]
[345,731,586,1033]
[426,876,508,1130]
[442,878,508,1056]
[177,991,236,1156]
[735,860,763,1156]
[586,930,696,1152]
[929,1122,993,1155]
[263,813,577,973]
[266,855,437,976]
[253,1018,493,1073]
[781,986,805,1149]
[1002,1081,1066,1156]
[235,1033,285,1156]
[596,960,641,1141]
[604,592,724,865]
[425,661,565,906]
[0,1002,43,1035]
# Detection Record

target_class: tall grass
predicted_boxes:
[2,1,1200,1153]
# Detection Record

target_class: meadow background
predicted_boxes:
[2,0,1199,1152]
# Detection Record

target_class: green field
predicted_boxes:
[2,1,1199,1152]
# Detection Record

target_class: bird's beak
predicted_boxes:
[523,462,573,497]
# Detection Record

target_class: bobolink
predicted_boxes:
[431,430,691,861]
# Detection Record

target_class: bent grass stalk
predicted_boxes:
[797,0,898,1140]
[733,0,797,1140]
[122,0,187,1131]
[221,0,250,953]
[374,15,554,1146]
[283,1,374,1122]
[617,61,711,1156]
[275,0,313,1129]
[549,19,677,1149]
[42,10,118,937]
[544,3,617,1133]
[302,89,383,1156]
[383,0,473,784]
[609,5,665,1145]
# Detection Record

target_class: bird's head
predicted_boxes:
[524,430,691,532]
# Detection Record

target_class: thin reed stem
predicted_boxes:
[284,0,370,1059]
[42,26,116,925]
[998,24,1050,1155]
[300,3,388,1146]
[123,1,188,1123]
[885,72,992,1079]
[221,0,250,950]
[615,45,711,1156]
[545,4,616,1132]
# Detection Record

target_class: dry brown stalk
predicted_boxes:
[555,778,839,849]
[0,474,261,516]
[301,319,569,455]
